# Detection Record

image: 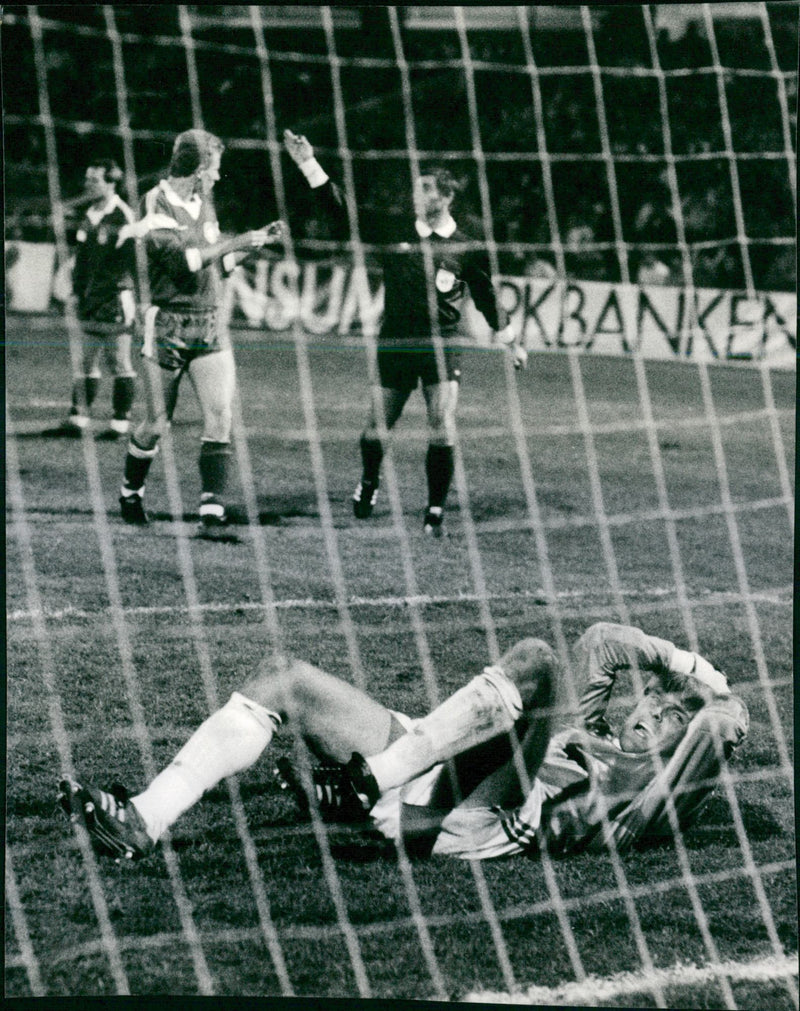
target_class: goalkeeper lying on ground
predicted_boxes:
[59,623,748,861]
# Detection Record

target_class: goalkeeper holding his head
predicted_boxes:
[60,623,747,863]
[283,129,526,537]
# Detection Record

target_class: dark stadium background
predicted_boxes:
[4,4,797,292]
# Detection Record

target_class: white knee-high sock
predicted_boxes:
[367,667,523,793]
[132,692,281,841]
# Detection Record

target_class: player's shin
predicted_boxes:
[122,438,158,494]
[360,434,383,485]
[366,667,524,793]
[112,376,136,421]
[199,440,230,509]
[131,692,281,842]
[425,443,454,508]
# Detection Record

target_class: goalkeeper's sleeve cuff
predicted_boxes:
[672,648,730,696]
[299,157,329,189]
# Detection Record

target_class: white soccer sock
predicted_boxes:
[366,666,523,793]
[132,692,281,841]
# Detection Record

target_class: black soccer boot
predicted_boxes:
[119,491,149,525]
[58,778,154,862]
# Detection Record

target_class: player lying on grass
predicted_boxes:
[59,623,747,862]
[284,129,527,537]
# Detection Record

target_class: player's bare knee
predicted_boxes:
[240,654,297,710]
[500,638,557,710]
[576,622,624,652]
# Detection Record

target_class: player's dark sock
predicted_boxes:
[199,441,230,497]
[360,435,383,486]
[112,376,135,421]
[71,376,100,416]
[123,438,158,493]
[425,444,454,509]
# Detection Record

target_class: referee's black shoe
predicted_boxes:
[352,480,378,519]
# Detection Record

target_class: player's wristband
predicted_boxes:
[299,157,329,189]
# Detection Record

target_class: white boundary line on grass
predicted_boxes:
[7,584,793,625]
[463,951,799,1005]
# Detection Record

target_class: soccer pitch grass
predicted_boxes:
[6,316,797,1003]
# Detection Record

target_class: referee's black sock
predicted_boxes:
[426,444,454,509]
[360,435,383,486]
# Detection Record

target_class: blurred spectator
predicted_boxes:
[636,255,672,286]
[525,256,557,280]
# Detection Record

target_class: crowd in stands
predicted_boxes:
[5,6,796,291]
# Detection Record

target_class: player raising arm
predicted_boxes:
[284,129,526,537]
[59,622,747,863]
[116,129,285,537]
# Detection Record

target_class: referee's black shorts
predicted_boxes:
[377,344,461,393]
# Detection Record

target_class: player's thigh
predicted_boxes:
[240,657,394,762]
[138,354,182,427]
[365,384,411,434]
[422,379,459,436]
[186,349,235,438]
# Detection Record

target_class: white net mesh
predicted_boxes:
[5,4,797,1003]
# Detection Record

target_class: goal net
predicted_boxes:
[5,4,797,1004]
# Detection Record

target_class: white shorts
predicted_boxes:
[369,712,546,860]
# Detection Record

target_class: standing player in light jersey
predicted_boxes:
[59,623,747,863]
[55,159,137,439]
[117,129,284,536]
[284,129,526,537]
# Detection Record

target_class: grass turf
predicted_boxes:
[5,316,797,1001]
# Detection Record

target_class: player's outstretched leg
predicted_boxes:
[60,691,282,860]
[347,637,557,807]
[58,779,155,861]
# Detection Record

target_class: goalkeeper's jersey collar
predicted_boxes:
[415,214,458,239]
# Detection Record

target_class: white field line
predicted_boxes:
[463,951,799,1005]
[12,403,793,443]
[7,584,793,626]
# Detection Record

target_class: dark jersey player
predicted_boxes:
[284,130,526,536]
[57,159,137,439]
[59,622,747,863]
[116,129,284,536]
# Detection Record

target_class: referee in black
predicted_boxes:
[284,129,526,537]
